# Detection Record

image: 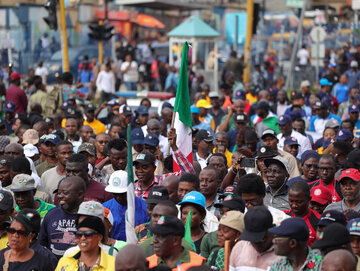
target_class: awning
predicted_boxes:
[116,0,207,10]
[135,14,165,29]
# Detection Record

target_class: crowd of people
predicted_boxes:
[0,40,359,270]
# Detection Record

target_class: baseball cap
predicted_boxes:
[23,144,39,158]
[14,208,41,233]
[264,156,290,175]
[162,102,173,110]
[284,136,299,146]
[10,174,36,192]
[78,143,96,157]
[105,170,128,194]
[347,218,360,236]
[277,115,292,126]
[219,211,245,232]
[191,106,200,114]
[43,134,61,145]
[195,130,214,143]
[209,91,219,98]
[290,92,304,101]
[269,217,309,242]
[256,101,270,111]
[322,138,334,150]
[233,113,248,124]
[0,136,10,153]
[135,105,149,115]
[300,80,311,88]
[4,101,15,113]
[178,191,206,211]
[146,186,169,205]
[339,168,360,183]
[78,201,105,220]
[131,128,144,145]
[310,185,331,205]
[256,146,278,159]
[319,78,333,86]
[133,152,155,166]
[312,223,351,250]
[196,99,212,109]
[318,210,347,227]
[149,215,185,237]
[335,129,353,141]
[85,104,96,112]
[329,63,336,68]
[144,133,159,147]
[261,129,277,140]
[214,194,245,213]
[107,100,120,110]
[349,104,360,113]
[22,129,39,145]
[241,206,273,243]
[351,60,358,68]
[0,189,13,210]
[9,72,23,81]
[325,119,340,129]
[235,90,246,100]
[119,104,132,116]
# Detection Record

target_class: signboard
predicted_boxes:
[311,43,325,58]
[353,0,360,10]
[286,0,304,8]
[225,13,247,46]
[310,26,326,43]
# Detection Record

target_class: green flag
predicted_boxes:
[184,209,196,250]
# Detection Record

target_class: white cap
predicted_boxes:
[105,170,128,193]
[300,80,311,88]
[264,156,291,175]
[23,144,39,158]
[351,60,358,68]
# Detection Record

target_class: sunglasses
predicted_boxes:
[6,227,31,237]
[75,230,98,239]
[304,164,319,170]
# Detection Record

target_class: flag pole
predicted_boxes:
[224,240,231,271]
[167,111,176,156]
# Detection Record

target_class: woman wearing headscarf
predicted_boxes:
[208,211,245,271]
[55,216,115,271]
[0,208,53,270]
[287,150,320,186]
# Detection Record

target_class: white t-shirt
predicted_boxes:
[35,66,49,84]
[121,61,139,82]
[297,48,310,65]
[96,70,115,93]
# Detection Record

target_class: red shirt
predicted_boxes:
[6,85,28,114]
[309,179,342,203]
[284,208,321,246]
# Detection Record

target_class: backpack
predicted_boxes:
[44,84,63,117]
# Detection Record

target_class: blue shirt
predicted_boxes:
[333,83,349,104]
[310,113,341,134]
[227,129,238,152]
[39,207,78,259]
[355,119,360,137]
[287,175,312,186]
[103,197,149,241]
[193,122,214,137]
[78,69,94,94]
[345,69,360,89]
[165,72,178,90]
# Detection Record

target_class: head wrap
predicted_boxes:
[301,150,321,165]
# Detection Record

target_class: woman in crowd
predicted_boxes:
[0,209,53,270]
[287,150,320,186]
[179,191,207,254]
[56,216,115,270]
[314,126,336,153]
[208,211,244,270]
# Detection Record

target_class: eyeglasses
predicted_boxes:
[75,230,98,239]
[97,141,109,145]
[243,198,261,207]
[304,164,319,170]
[6,227,31,237]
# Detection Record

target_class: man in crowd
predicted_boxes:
[6,72,28,114]
[199,166,221,216]
[194,129,214,169]
[101,138,127,180]
[36,134,61,177]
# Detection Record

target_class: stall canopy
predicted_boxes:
[117,0,207,10]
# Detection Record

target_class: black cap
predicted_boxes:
[261,129,277,140]
[318,210,347,227]
[312,223,351,250]
[241,206,273,243]
[133,152,156,165]
[256,101,270,111]
[233,113,248,124]
[14,208,41,233]
[146,186,169,205]
[214,194,245,213]
[291,91,304,101]
[269,217,309,241]
[256,146,278,159]
[150,215,185,237]
[85,104,96,112]
[195,130,214,143]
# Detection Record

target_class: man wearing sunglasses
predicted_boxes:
[268,217,322,271]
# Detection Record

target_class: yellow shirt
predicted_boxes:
[213,147,232,168]
[0,234,8,250]
[246,93,257,105]
[83,119,106,135]
[55,248,115,271]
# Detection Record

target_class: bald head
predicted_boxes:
[60,176,86,192]
[163,175,180,203]
[258,90,270,101]
[115,244,147,271]
[147,119,161,136]
[321,249,357,271]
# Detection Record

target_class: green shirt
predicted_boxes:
[36,160,57,177]
[140,236,195,257]
[200,231,220,259]
[15,198,55,221]
[220,114,235,132]
[207,248,224,270]
[269,248,322,271]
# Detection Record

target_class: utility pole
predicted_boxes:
[243,0,254,83]
[59,0,69,72]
